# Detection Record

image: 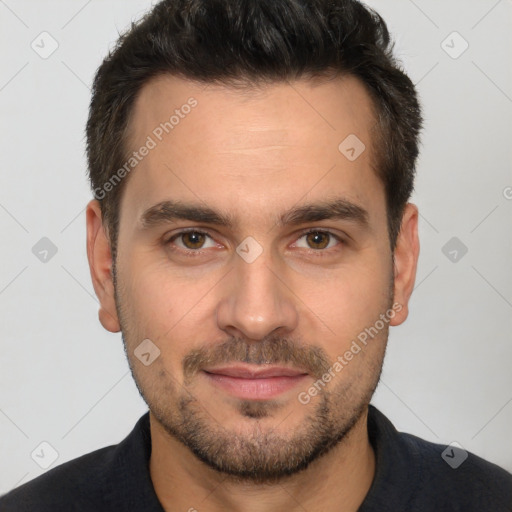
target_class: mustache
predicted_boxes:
[182,336,332,382]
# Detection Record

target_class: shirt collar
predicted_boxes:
[358,404,422,510]
[105,412,165,511]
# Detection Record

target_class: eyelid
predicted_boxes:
[295,227,346,241]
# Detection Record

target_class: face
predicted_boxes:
[87,73,418,483]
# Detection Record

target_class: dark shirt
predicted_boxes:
[1,405,511,511]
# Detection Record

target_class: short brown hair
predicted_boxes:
[86,0,422,260]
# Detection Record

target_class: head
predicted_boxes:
[86,0,421,483]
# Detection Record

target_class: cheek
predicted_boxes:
[115,256,180,350]
[294,256,392,348]
[119,257,221,351]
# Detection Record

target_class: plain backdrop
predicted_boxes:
[0,0,511,494]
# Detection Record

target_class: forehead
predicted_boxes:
[120,73,384,230]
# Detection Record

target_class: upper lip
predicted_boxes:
[203,364,308,379]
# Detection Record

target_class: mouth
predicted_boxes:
[202,364,309,400]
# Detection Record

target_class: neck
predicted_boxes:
[149,407,375,512]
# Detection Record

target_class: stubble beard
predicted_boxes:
[113,262,390,484]
[123,332,386,484]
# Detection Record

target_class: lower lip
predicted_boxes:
[203,371,309,400]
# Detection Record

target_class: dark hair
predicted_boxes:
[86,0,422,260]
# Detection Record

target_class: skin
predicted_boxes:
[86,74,419,512]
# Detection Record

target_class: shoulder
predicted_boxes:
[0,413,154,512]
[401,431,512,510]
[0,444,119,511]
[364,405,512,512]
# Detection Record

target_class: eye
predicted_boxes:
[293,230,341,250]
[164,228,343,256]
[167,230,217,251]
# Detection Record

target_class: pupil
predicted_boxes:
[307,232,328,249]
[185,232,204,248]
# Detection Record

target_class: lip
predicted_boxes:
[204,365,307,379]
[202,364,309,400]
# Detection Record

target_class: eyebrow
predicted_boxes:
[139,198,369,230]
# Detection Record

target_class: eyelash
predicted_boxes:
[164,228,345,258]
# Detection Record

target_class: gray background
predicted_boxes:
[0,0,511,494]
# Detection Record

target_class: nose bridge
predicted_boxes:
[216,248,299,340]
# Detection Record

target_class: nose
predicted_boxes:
[216,252,299,341]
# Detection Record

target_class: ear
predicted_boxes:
[86,199,121,333]
[389,203,420,326]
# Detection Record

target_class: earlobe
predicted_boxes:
[389,203,420,327]
[86,199,121,333]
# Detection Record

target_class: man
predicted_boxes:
[1,0,511,510]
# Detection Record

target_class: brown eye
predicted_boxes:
[292,230,342,252]
[165,229,218,255]
[305,231,331,249]
[180,231,207,249]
